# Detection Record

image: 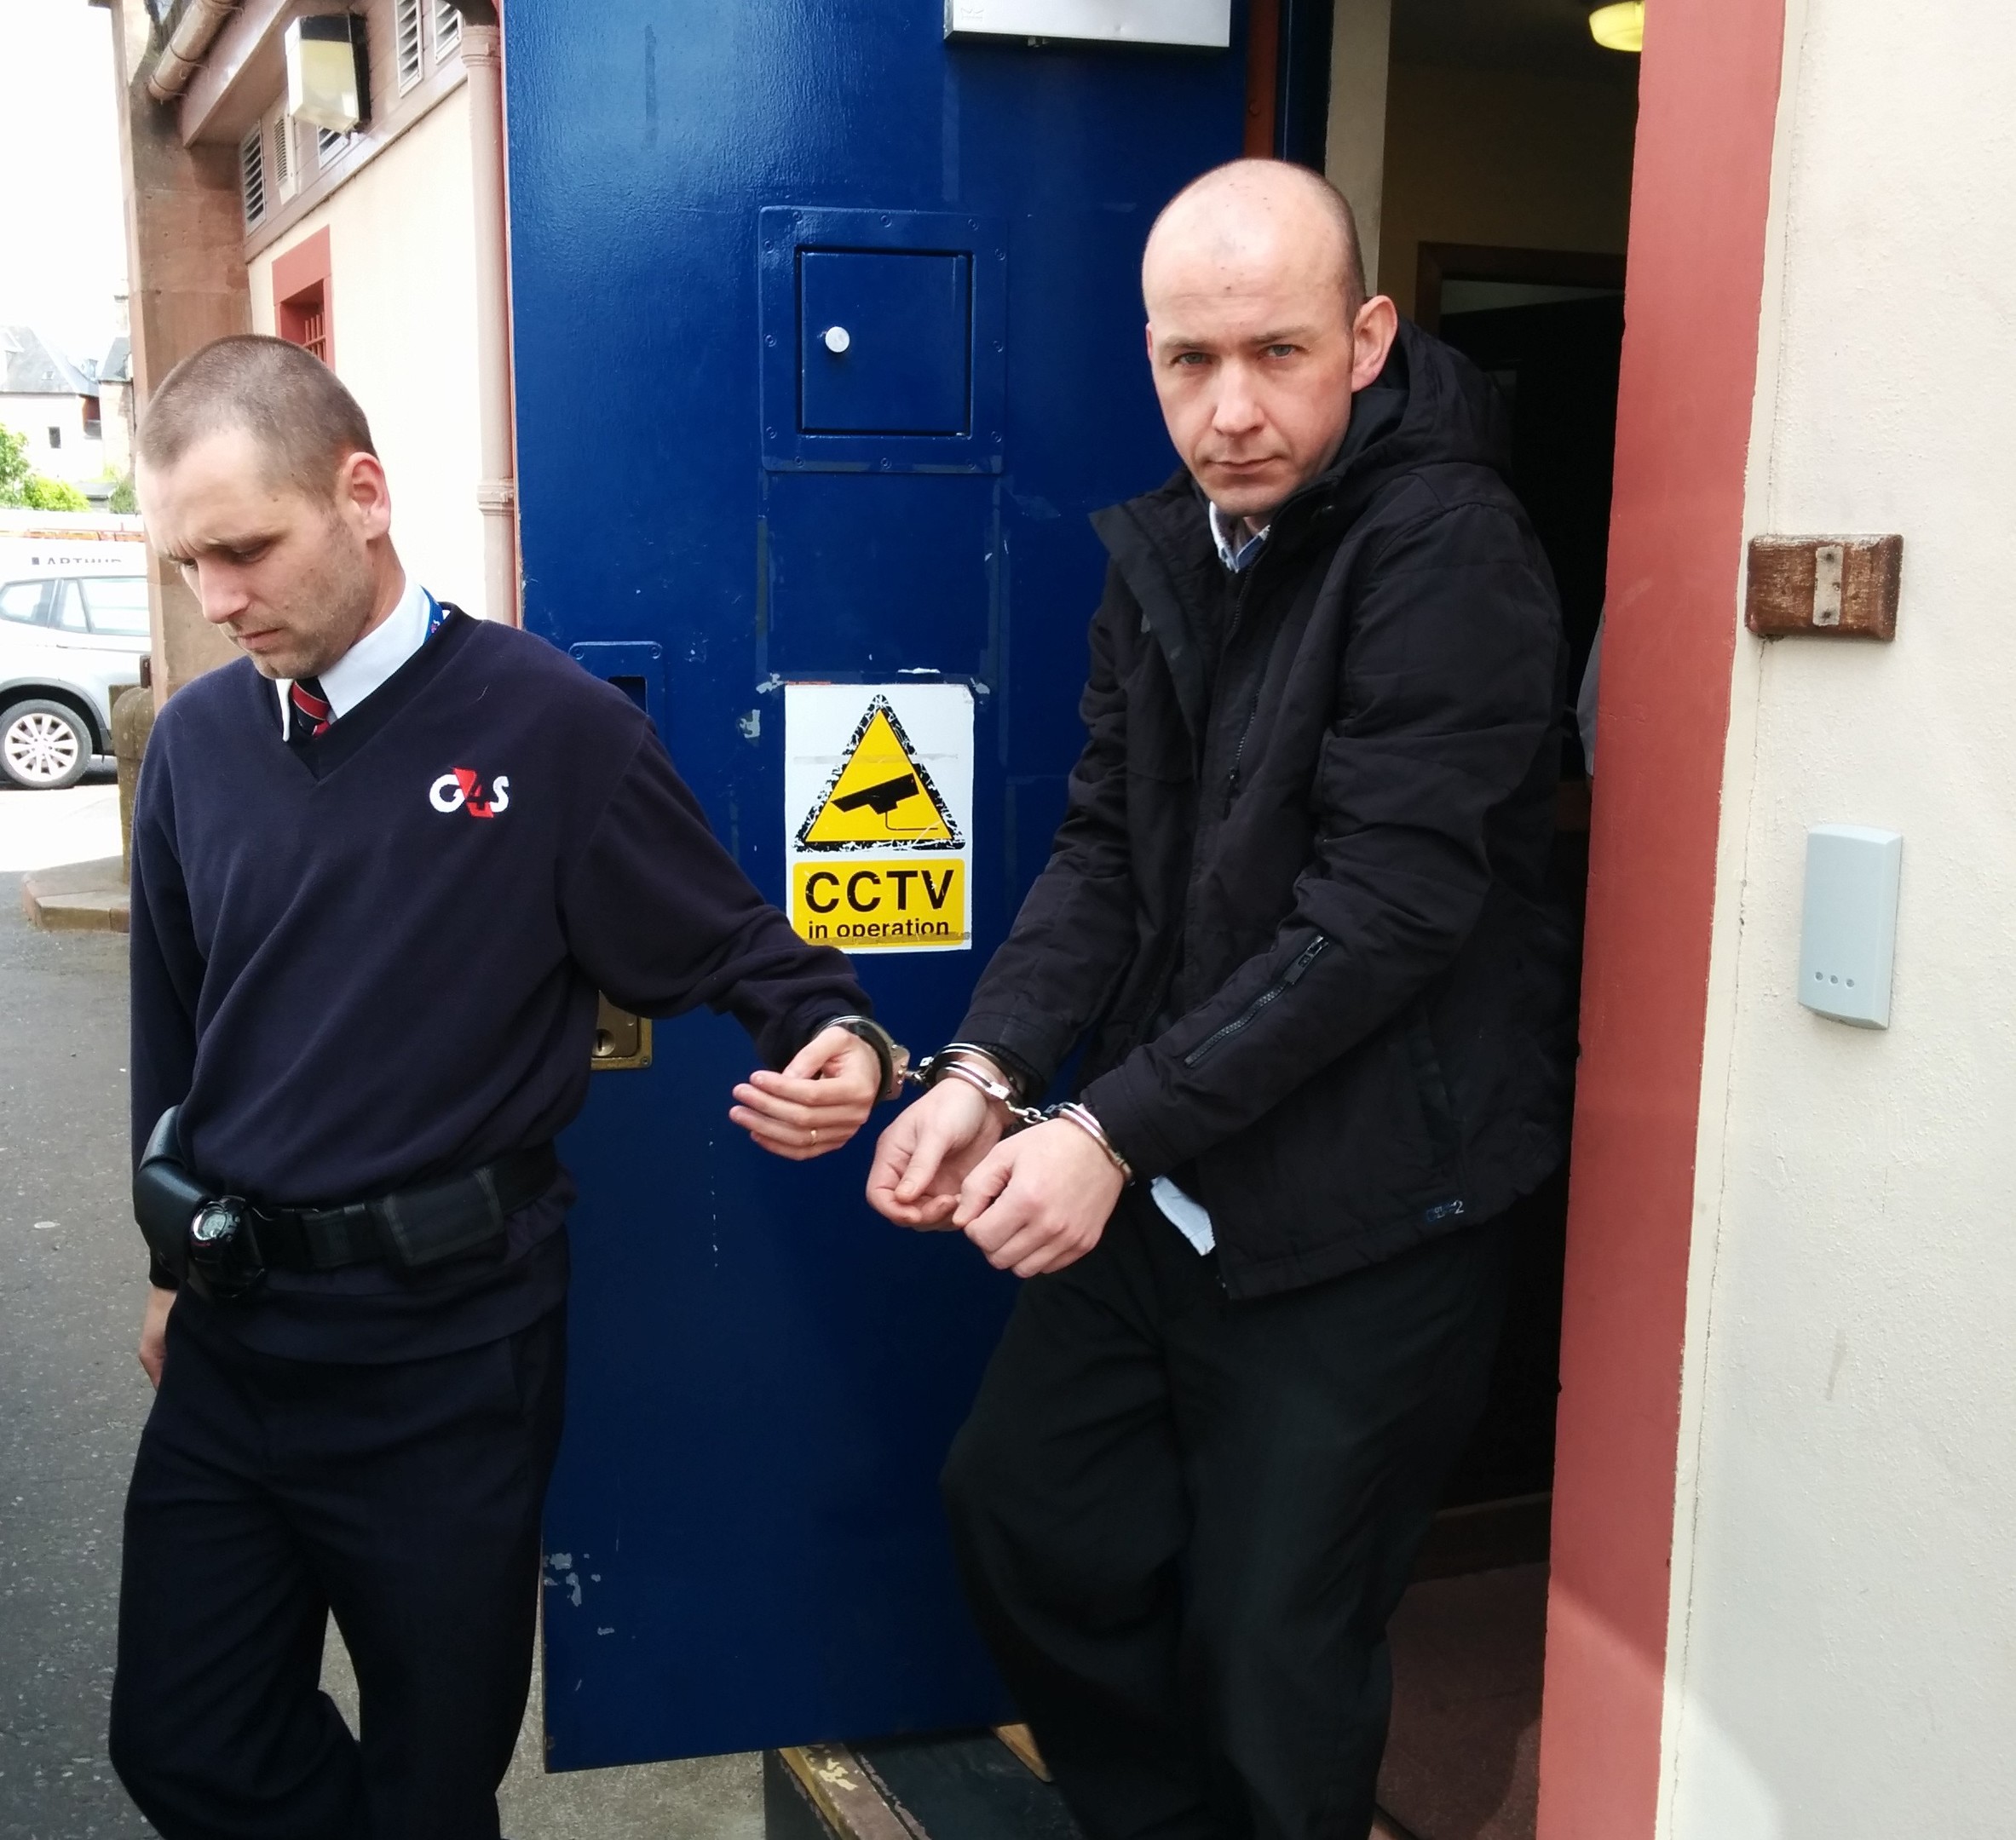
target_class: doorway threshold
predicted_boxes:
[1377,1561,1548,1840]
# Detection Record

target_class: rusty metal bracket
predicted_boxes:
[1745,533,1902,640]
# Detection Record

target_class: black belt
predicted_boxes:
[251,1143,560,1273]
[135,1108,558,1300]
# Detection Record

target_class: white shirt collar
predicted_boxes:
[279,573,431,737]
[1207,501,1270,573]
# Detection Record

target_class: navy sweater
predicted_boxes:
[130,611,871,1360]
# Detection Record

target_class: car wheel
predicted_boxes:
[0,699,93,791]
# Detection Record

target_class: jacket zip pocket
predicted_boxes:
[1181,935,1329,1068]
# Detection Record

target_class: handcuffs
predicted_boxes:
[790,1017,1136,1182]
[901,1041,1135,1184]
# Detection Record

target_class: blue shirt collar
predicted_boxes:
[1207,500,1270,573]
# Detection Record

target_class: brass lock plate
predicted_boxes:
[590,994,653,1071]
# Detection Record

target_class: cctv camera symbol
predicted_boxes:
[832,773,920,817]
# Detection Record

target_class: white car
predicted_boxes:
[0,572,151,790]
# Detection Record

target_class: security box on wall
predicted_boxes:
[1799,825,1903,1029]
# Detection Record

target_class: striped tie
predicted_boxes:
[288,676,333,750]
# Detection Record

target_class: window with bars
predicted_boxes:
[270,113,291,190]
[274,227,334,367]
[278,276,329,361]
[433,1,462,58]
[395,0,424,92]
[317,125,353,168]
[286,290,329,362]
[240,126,267,228]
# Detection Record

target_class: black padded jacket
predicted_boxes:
[959,321,1578,1299]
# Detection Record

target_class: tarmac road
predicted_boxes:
[0,783,760,1839]
[0,865,147,1838]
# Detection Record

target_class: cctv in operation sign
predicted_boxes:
[784,682,975,953]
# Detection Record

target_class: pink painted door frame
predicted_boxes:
[1535,2,1788,1834]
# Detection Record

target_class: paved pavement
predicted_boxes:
[0,774,124,877]
[0,786,763,1838]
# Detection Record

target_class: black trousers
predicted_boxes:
[942,1194,1512,1840]
[109,1300,567,1840]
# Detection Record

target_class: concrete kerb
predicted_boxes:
[22,858,130,933]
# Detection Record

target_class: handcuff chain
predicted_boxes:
[903,1051,1048,1129]
[904,1050,1135,1182]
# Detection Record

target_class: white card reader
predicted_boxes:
[1799,825,1903,1029]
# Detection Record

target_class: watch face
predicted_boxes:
[191,1203,238,1247]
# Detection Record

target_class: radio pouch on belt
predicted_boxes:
[135,1106,204,1285]
[373,1168,517,1268]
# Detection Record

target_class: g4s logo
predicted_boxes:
[429,768,511,819]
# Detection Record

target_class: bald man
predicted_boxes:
[867,161,1574,1838]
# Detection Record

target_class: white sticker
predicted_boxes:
[944,0,1231,49]
[785,682,974,954]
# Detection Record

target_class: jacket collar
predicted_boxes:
[1089,492,1219,744]
[1089,374,1403,745]
[1092,321,1499,742]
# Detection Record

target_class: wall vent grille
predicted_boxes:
[395,0,423,91]
[240,126,266,228]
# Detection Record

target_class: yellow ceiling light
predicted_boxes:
[1589,2,1644,52]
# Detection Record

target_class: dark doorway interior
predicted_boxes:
[1371,265,1628,1840]
[1348,15,1639,1833]
[1425,253,1625,719]
[1424,261,1624,1544]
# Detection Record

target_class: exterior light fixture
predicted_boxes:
[1588,2,1644,52]
[285,14,366,134]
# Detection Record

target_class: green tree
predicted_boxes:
[0,429,94,510]
[0,425,30,506]
[22,474,89,511]
[109,473,138,515]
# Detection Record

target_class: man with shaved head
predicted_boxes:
[869,161,1573,1837]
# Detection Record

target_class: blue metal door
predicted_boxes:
[505,3,1248,1768]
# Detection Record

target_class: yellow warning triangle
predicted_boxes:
[798,699,960,849]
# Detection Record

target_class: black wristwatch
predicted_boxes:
[187,1196,268,1302]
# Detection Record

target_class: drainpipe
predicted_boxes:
[461,19,521,625]
[147,0,239,103]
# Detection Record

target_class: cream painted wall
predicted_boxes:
[1663,2,2016,1833]
[1378,63,1637,319]
[1324,0,1391,292]
[250,89,485,617]
[1,392,106,486]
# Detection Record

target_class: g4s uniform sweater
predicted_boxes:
[130,610,871,1360]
